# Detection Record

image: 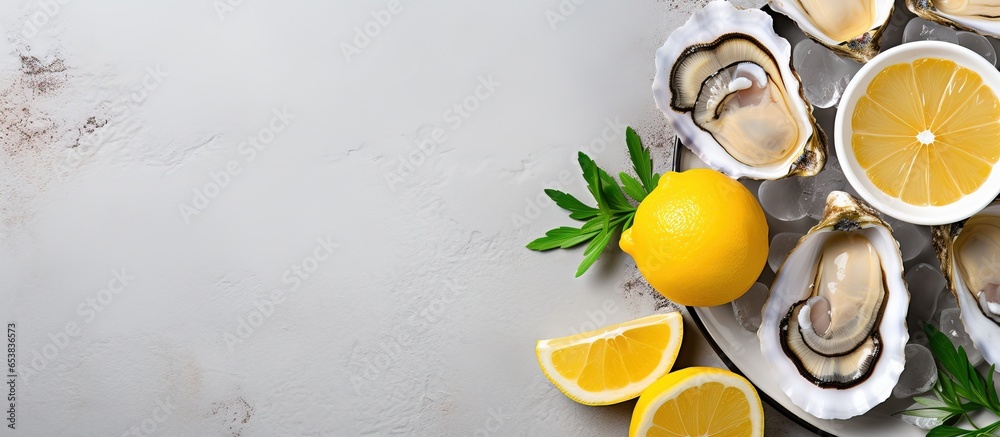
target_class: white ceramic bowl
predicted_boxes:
[835,41,1000,226]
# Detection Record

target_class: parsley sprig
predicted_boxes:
[526,127,660,277]
[900,324,1000,436]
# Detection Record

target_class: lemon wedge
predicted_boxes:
[630,367,764,437]
[535,312,683,406]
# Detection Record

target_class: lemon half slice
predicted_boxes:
[629,367,764,437]
[535,312,683,406]
[852,58,1000,206]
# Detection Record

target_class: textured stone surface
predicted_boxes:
[0,0,805,435]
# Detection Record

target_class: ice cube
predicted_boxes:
[905,263,946,325]
[958,31,997,66]
[894,344,938,398]
[768,232,804,273]
[903,17,959,44]
[800,164,847,220]
[934,290,959,327]
[887,218,930,262]
[732,282,769,332]
[909,329,930,350]
[940,308,984,366]
[792,39,861,108]
[759,178,807,221]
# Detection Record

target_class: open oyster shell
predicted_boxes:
[769,0,895,63]
[759,191,909,420]
[933,200,1000,366]
[652,0,827,180]
[908,0,1000,38]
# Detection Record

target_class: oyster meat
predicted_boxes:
[653,0,827,180]
[770,0,895,62]
[936,0,1000,16]
[784,233,887,388]
[934,201,1000,366]
[759,191,908,420]
[908,0,1000,37]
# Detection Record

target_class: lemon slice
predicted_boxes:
[535,312,683,406]
[629,367,764,437]
[852,58,1000,206]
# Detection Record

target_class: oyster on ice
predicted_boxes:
[908,0,1000,37]
[759,191,908,420]
[652,1,827,180]
[769,0,895,62]
[933,201,1000,366]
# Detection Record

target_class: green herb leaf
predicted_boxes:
[927,425,973,437]
[619,173,647,203]
[576,227,613,277]
[579,216,605,233]
[568,210,597,221]
[903,396,972,417]
[527,127,651,276]
[926,324,999,411]
[899,408,955,420]
[623,214,635,231]
[626,126,657,192]
[599,170,632,211]
[558,230,601,249]
[545,189,599,221]
[526,227,599,251]
[578,153,605,212]
[976,420,1000,435]
[545,189,598,215]
[915,396,950,409]
[937,371,960,406]
[988,365,1000,408]
[903,325,1000,436]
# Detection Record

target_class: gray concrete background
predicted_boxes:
[0,0,812,435]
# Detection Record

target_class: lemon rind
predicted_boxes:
[534,312,683,406]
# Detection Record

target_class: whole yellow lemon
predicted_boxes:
[620,169,768,306]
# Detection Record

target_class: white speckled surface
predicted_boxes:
[0,0,811,435]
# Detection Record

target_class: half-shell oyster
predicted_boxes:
[908,0,1000,37]
[769,0,896,63]
[933,200,1000,366]
[653,0,827,180]
[759,191,908,420]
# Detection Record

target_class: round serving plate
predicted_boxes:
[674,2,1000,435]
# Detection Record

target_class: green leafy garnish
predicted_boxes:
[526,127,660,277]
[899,324,1000,436]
